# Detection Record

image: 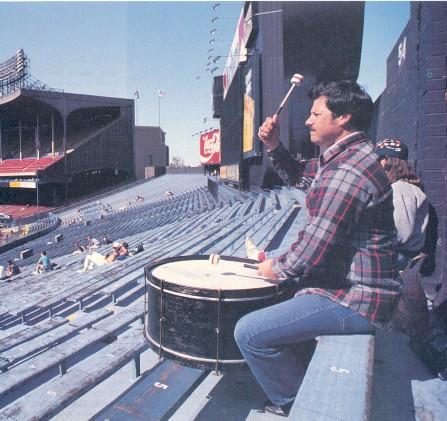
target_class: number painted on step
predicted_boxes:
[47,389,57,396]
[154,382,168,389]
[330,366,350,374]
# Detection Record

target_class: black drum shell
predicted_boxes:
[144,255,290,370]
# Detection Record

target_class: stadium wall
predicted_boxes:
[371,2,447,288]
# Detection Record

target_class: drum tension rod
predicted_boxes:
[159,279,166,360]
[214,289,222,374]
[275,284,280,302]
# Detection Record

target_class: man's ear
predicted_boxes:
[338,113,352,127]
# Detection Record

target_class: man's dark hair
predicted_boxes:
[41,251,46,256]
[308,80,373,132]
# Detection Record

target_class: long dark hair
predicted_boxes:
[381,157,422,187]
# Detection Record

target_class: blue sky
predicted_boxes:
[0,1,409,165]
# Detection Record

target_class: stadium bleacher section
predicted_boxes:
[0,157,62,176]
[0,174,443,420]
[0,205,53,221]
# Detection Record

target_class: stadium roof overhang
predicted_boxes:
[0,89,59,121]
[281,2,364,80]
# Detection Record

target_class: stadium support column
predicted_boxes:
[19,120,23,160]
[36,171,40,221]
[63,108,68,204]
[0,120,2,163]
[35,116,40,160]
[51,113,55,158]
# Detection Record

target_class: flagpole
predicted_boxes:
[134,90,139,126]
[157,89,164,145]
[158,94,161,128]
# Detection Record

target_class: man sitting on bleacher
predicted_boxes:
[235,81,400,417]
[86,235,100,250]
[34,251,52,275]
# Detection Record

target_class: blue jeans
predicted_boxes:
[234,293,374,407]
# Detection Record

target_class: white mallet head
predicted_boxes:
[275,73,304,116]
[209,253,220,265]
[291,73,304,86]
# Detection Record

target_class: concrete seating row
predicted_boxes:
[0,328,150,421]
[57,174,211,224]
[2,186,214,267]
[0,309,112,372]
[0,202,241,325]
[0,306,144,402]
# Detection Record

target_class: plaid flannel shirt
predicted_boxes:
[269,132,401,325]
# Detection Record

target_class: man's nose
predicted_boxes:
[305,116,312,127]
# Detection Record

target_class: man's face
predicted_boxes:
[305,96,347,148]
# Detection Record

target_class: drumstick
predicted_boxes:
[274,73,304,116]
[243,263,258,270]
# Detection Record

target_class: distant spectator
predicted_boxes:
[165,189,174,197]
[101,235,112,245]
[80,242,121,272]
[35,251,51,274]
[118,241,129,260]
[72,242,86,255]
[86,235,100,250]
[6,260,20,278]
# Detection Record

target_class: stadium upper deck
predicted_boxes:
[0,50,135,208]
[0,88,134,207]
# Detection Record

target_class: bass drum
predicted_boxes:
[144,255,291,371]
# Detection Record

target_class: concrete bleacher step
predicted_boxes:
[98,272,144,303]
[171,366,267,421]
[169,371,225,420]
[92,359,208,421]
[114,283,145,307]
[0,307,144,399]
[0,309,112,371]
[289,334,375,420]
[0,328,149,421]
[211,203,287,256]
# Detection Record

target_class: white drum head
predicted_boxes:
[151,258,272,290]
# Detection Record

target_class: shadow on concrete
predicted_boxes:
[371,329,435,421]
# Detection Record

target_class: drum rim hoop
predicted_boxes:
[145,254,258,273]
[145,254,279,296]
[145,331,245,365]
[146,277,284,301]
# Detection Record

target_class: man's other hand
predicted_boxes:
[257,259,281,282]
[258,115,280,151]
